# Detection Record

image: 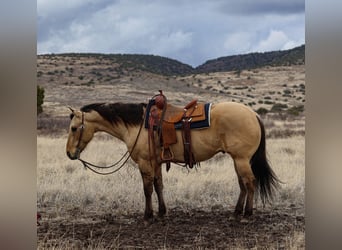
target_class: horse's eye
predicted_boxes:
[71,127,77,132]
[69,113,74,120]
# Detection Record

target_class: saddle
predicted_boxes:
[147,91,206,170]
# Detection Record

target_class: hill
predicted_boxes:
[37,46,305,133]
[38,45,305,77]
[39,53,193,76]
[195,45,305,73]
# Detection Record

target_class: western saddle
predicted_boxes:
[147,90,206,170]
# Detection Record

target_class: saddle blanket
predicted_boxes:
[145,102,212,130]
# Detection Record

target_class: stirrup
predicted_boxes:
[161,147,174,161]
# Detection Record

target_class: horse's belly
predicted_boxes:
[170,128,222,163]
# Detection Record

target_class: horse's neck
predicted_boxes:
[93,119,139,148]
[86,111,141,149]
[93,120,125,140]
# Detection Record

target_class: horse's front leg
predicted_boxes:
[139,165,154,223]
[154,163,166,217]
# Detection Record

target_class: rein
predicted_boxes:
[76,111,145,175]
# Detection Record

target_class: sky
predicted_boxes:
[37,0,305,67]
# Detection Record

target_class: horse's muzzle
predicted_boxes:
[67,151,78,160]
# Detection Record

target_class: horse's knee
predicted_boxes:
[141,169,154,189]
[142,176,153,194]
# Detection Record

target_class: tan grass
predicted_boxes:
[37,132,304,249]
[37,134,304,215]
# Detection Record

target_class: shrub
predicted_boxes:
[287,105,304,116]
[283,89,292,95]
[37,85,45,114]
[256,107,269,115]
[271,103,288,112]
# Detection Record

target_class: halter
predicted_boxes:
[75,110,145,175]
[75,111,85,158]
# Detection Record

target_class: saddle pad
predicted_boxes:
[174,103,212,130]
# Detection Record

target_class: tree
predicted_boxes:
[37,85,45,114]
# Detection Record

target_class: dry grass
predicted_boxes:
[37,132,304,249]
[37,133,304,216]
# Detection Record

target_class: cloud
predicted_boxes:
[218,0,305,16]
[253,29,304,52]
[149,31,193,56]
[224,32,254,55]
[37,0,305,66]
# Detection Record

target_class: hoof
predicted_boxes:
[143,218,154,226]
[143,213,155,226]
[228,215,238,221]
[229,212,242,221]
[244,209,253,217]
[158,209,167,218]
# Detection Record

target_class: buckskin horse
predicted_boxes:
[66,93,280,223]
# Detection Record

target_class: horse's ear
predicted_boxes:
[68,106,76,120]
[68,106,75,113]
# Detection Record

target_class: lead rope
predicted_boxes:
[77,111,145,175]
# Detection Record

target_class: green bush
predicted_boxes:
[37,85,45,114]
[256,107,269,115]
[287,105,304,116]
[271,103,288,112]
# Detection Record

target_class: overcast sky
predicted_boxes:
[37,0,305,67]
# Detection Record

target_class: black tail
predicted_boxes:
[251,116,281,204]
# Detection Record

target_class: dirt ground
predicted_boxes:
[37,205,304,249]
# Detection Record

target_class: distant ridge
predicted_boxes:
[38,45,304,76]
[43,53,194,76]
[195,45,305,73]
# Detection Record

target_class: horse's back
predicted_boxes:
[211,101,256,117]
[211,101,259,128]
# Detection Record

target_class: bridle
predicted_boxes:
[74,111,145,175]
[75,111,85,158]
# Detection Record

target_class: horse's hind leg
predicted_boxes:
[233,175,247,217]
[153,164,166,217]
[233,157,256,217]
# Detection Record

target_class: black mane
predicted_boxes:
[81,102,145,126]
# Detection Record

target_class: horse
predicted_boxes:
[66,100,280,223]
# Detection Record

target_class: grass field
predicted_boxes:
[37,129,304,248]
